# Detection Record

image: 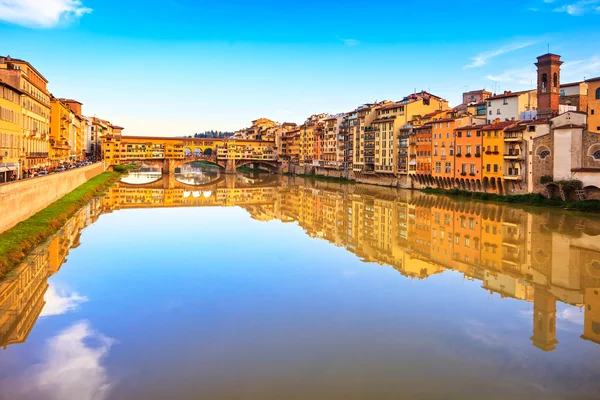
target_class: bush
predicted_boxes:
[540,175,553,184]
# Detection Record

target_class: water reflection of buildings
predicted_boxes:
[2,176,600,352]
[103,176,600,351]
[0,199,104,350]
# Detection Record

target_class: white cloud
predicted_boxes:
[464,41,537,69]
[13,321,116,400]
[342,38,360,47]
[562,56,600,81]
[486,67,537,85]
[554,0,600,15]
[0,0,92,28]
[40,285,89,317]
[556,308,584,325]
[486,55,600,86]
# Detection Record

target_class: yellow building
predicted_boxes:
[0,56,51,173]
[587,77,600,133]
[361,92,449,174]
[61,99,86,160]
[49,97,72,165]
[89,117,113,160]
[0,80,22,182]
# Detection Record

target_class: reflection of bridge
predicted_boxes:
[102,135,282,174]
[118,172,280,191]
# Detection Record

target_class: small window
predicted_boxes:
[540,150,551,159]
[596,88,600,100]
[593,149,600,160]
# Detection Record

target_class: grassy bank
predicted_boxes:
[420,187,600,214]
[292,173,356,184]
[237,165,271,173]
[113,163,140,173]
[0,172,119,277]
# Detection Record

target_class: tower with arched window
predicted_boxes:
[535,53,563,120]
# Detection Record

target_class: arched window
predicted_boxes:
[540,150,551,159]
[596,87,600,100]
[593,149,600,160]
[541,73,548,92]
[553,72,558,88]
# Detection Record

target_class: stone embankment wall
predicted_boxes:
[0,163,105,234]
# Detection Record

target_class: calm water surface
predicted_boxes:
[1,172,600,400]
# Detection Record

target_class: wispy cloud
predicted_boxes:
[486,67,537,85]
[553,0,600,15]
[40,285,89,317]
[486,55,600,85]
[341,38,360,47]
[463,41,537,69]
[11,321,116,400]
[0,0,92,28]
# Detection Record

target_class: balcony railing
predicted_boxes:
[504,149,523,159]
[503,172,523,180]
[504,132,523,141]
[364,134,376,141]
[26,152,49,158]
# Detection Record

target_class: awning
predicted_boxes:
[0,167,8,172]
[5,166,18,171]
[409,159,417,165]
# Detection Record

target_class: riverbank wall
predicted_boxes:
[0,163,105,234]
[281,162,417,187]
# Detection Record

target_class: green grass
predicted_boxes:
[294,173,356,184]
[420,187,600,213]
[0,172,119,277]
[237,165,271,173]
[113,164,140,173]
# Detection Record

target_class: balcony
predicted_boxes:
[503,149,523,159]
[364,143,375,149]
[364,134,376,141]
[364,127,379,134]
[504,132,523,142]
[503,172,523,180]
[27,152,49,158]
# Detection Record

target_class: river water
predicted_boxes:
[1,172,600,400]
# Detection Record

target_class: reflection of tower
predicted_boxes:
[530,288,559,351]
[581,288,600,345]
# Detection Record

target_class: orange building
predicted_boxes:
[452,206,482,267]
[430,201,455,269]
[431,116,471,186]
[415,124,432,177]
[454,125,484,188]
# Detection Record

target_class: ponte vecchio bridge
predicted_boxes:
[102,135,281,174]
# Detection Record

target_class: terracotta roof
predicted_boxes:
[423,110,445,118]
[479,121,516,130]
[487,90,534,100]
[504,124,527,132]
[378,103,403,111]
[454,125,483,131]
[553,123,586,130]
[0,55,49,83]
[584,76,600,83]
[59,98,82,105]
[560,81,584,88]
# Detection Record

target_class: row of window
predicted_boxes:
[0,106,20,124]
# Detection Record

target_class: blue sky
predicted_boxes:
[0,0,599,136]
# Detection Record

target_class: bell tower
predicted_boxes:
[530,288,559,351]
[535,53,563,120]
